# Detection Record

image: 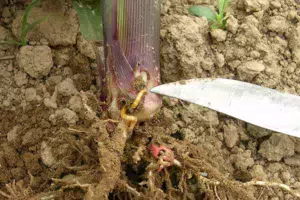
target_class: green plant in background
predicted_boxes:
[19,0,48,45]
[72,0,103,41]
[1,0,48,46]
[188,0,231,30]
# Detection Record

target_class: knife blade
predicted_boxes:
[150,78,300,138]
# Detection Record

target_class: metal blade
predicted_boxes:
[150,78,300,138]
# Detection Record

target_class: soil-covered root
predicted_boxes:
[142,133,300,200]
[145,137,257,200]
[90,121,129,200]
[0,180,31,200]
[71,92,130,199]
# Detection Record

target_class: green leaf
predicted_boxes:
[188,5,216,21]
[216,14,222,23]
[218,0,224,15]
[72,0,103,41]
[210,24,219,29]
[218,0,231,18]
[21,0,41,44]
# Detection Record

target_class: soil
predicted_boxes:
[1,0,300,199]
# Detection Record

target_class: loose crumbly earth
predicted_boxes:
[0,0,300,199]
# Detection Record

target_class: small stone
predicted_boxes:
[210,29,227,42]
[57,78,78,97]
[271,197,279,200]
[163,107,174,121]
[293,182,300,189]
[39,38,49,45]
[76,35,96,59]
[21,152,42,175]
[44,98,57,109]
[41,141,56,167]
[182,128,198,144]
[284,194,293,200]
[224,124,239,148]
[53,47,75,66]
[244,0,269,12]
[267,163,283,173]
[250,165,267,179]
[29,41,37,45]
[0,26,13,51]
[284,155,300,166]
[171,124,179,133]
[2,7,11,18]
[22,130,35,146]
[239,130,250,141]
[231,150,254,171]
[287,10,297,21]
[68,95,82,112]
[2,143,19,167]
[237,61,265,81]
[180,104,219,127]
[63,67,73,76]
[249,50,260,59]
[46,75,63,86]
[226,15,239,34]
[247,124,272,138]
[215,53,225,68]
[14,71,28,87]
[295,139,300,153]
[2,99,10,107]
[267,16,289,33]
[281,171,291,182]
[259,134,295,161]
[270,1,281,8]
[17,46,53,79]
[217,132,224,141]
[288,25,300,64]
[201,58,214,71]
[49,108,79,125]
[62,109,79,125]
[7,126,19,143]
[25,88,41,102]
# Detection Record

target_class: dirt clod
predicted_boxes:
[41,141,56,168]
[259,134,295,161]
[17,45,53,78]
[57,78,79,97]
[226,15,239,34]
[49,108,79,125]
[0,26,13,51]
[210,28,227,42]
[243,0,269,12]
[25,87,42,102]
[224,124,239,148]
[12,7,79,46]
[288,24,300,64]
[77,35,96,59]
[247,124,272,138]
[231,150,254,171]
[267,16,289,33]
[237,61,265,81]
[284,155,300,166]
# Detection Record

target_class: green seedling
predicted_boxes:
[188,0,231,30]
[1,0,47,46]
